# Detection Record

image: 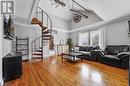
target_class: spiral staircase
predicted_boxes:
[31,7,55,59]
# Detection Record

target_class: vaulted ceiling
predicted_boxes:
[14,0,130,24]
[39,0,130,21]
[38,0,92,21]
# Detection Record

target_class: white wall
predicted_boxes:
[0,15,13,85]
[71,11,102,29]
[48,13,71,30]
[48,14,71,44]
[71,19,130,47]
[0,15,3,86]
[2,39,12,56]
[106,20,130,45]
[54,31,70,45]
[14,24,41,59]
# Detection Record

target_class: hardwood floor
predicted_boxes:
[4,56,128,86]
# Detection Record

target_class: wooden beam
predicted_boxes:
[54,0,66,6]
[70,9,88,18]
[72,0,89,12]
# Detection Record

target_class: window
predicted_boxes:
[90,30,100,46]
[78,32,89,46]
[78,29,102,47]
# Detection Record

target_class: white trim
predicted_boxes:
[15,22,31,26]
[52,27,70,33]
[70,21,107,32]
[14,23,40,27]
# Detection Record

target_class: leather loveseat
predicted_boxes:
[73,46,100,60]
[93,45,130,69]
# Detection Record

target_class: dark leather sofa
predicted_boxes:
[73,46,100,60]
[93,45,130,69]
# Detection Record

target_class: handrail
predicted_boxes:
[31,36,41,43]
[37,7,52,29]
[31,36,42,53]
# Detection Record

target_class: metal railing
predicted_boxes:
[36,7,52,30]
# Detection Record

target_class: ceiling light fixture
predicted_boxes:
[50,0,66,8]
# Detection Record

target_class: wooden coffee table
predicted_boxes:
[61,52,82,63]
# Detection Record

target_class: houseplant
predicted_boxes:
[66,38,73,51]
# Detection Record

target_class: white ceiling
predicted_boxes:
[14,0,130,24]
[82,0,130,21]
[38,0,91,21]
[39,0,130,21]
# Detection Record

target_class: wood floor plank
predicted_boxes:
[4,56,128,86]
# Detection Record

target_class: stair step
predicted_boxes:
[43,35,51,37]
[42,30,50,34]
[32,51,43,59]
[35,48,42,52]
[32,52,42,55]
[41,25,47,31]
[43,37,51,39]
[43,41,48,43]
[43,38,51,40]
[31,18,42,25]
[35,49,42,52]
[32,54,42,56]
[31,18,48,31]
[32,56,43,59]
[43,43,48,45]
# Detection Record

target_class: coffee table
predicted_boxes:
[61,52,82,63]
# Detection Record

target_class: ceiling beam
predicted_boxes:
[54,0,66,7]
[72,0,89,12]
[70,9,88,18]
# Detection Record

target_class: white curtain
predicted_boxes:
[78,32,89,46]
[99,28,106,50]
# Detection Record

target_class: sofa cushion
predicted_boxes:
[103,55,120,60]
[105,45,129,55]
[79,46,90,52]
[79,46,99,52]
[80,51,90,55]
[74,50,90,55]
[99,55,121,67]
[117,52,130,59]
[74,46,79,51]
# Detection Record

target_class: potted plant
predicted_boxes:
[66,38,73,51]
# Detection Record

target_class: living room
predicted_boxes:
[0,0,130,86]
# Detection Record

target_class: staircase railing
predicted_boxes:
[36,7,52,30]
[31,7,53,58]
[31,36,42,54]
